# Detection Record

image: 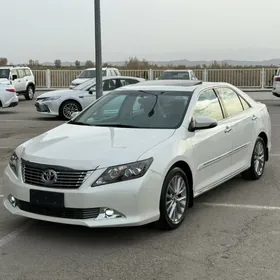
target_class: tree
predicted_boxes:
[0,57,8,66]
[29,59,35,66]
[85,60,94,67]
[54,59,62,68]
[75,60,80,67]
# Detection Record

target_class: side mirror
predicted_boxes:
[188,116,218,132]
[70,111,79,119]
[12,74,17,80]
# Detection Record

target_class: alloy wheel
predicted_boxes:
[165,175,187,224]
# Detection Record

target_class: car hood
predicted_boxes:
[0,78,10,85]
[19,124,175,170]
[37,89,84,99]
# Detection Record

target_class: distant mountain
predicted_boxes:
[40,58,280,67]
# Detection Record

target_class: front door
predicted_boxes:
[190,88,233,194]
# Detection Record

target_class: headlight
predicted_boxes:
[92,157,153,187]
[43,96,61,101]
[9,151,19,176]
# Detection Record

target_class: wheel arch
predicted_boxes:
[59,99,83,118]
[26,82,35,91]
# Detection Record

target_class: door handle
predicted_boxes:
[224,126,232,133]
[252,115,257,120]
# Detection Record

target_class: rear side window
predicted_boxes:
[239,95,250,110]
[24,69,32,76]
[215,87,244,117]
[17,69,26,78]
[194,89,224,121]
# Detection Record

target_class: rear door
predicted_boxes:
[215,87,255,172]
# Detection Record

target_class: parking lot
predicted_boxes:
[1,93,280,280]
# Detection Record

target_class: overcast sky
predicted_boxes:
[2,0,280,63]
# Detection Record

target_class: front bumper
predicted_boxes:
[3,165,161,227]
[35,100,60,116]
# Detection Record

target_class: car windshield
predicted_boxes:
[0,69,10,79]
[159,71,190,80]
[78,69,106,79]
[69,90,192,129]
[73,78,96,90]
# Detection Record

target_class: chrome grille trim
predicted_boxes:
[21,159,90,189]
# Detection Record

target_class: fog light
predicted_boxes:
[105,208,114,217]
[8,194,17,208]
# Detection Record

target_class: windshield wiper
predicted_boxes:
[138,90,165,117]
[93,124,139,128]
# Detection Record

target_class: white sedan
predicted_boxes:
[0,83,19,109]
[3,80,271,230]
[35,76,145,119]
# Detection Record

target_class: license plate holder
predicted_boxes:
[30,190,64,208]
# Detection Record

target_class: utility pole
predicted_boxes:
[94,0,103,99]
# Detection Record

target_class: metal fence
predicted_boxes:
[33,68,277,89]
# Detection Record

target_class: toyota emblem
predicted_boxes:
[41,169,58,185]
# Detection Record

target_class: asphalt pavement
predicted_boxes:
[1,93,280,280]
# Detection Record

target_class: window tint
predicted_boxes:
[239,96,250,110]
[97,95,126,119]
[194,89,224,121]
[72,90,192,129]
[216,87,244,117]
[17,69,25,78]
[0,69,10,79]
[24,69,32,76]
[120,78,139,86]
[103,79,117,91]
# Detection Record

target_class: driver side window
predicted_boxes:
[194,89,224,121]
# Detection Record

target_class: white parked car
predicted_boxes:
[3,80,271,230]
[35,76,145,119]
[272,67,280,97]
[0,83,19,109]
[157,69,198,80]
[0,66,36,100]
[69,67,121,89]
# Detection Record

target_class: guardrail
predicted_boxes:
[33,68,277,89]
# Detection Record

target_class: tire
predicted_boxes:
[156,167,190,230]
[25,85,35,100]
[241,137,266,180]
[59,100,82,120]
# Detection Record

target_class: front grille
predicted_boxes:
[21,159,89,189]
[17,200,100,219]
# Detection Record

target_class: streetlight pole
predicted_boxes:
[94,0,103,99]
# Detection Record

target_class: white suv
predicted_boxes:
[0,66,36,100]
[157,69,198,80]
[69,67,121,88]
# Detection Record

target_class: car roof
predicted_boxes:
[103,76,145,80]
[162,69,193,72]
[115,80,234,93]
[0,66,31,69]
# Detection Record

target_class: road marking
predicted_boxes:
[200,202,280,211]
[270,154,280,157]
[0,220,33,249]
[0,195,4,197]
